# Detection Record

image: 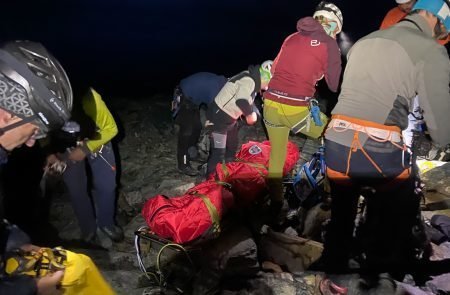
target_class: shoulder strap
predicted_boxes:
[399,18,424,32]
[228,71,250,83]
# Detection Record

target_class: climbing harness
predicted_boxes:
[290,99,325,134]
[309,99,323,127]
[5,247,67,277]
[327,115,408,178]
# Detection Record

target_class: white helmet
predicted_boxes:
[313,1,343,35]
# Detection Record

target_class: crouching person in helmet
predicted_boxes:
[0,41,114,295]
[204,62,272,177]
[45,85,124,248]
[263,1,343,225]
[318,0,450,277]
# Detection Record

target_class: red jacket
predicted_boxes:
[265,17,341,106]
[380,7,406,30]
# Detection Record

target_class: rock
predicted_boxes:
[259,227,323,274]
[422,162,450,200]
[124,214,146,240]
[192,223,259,293]
[156,179,195,197]
[122,190,145,207]
[262,261,284,273]
[302,202,331,242]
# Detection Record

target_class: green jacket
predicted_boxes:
[82,88,118,153]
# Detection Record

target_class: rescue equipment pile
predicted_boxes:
[142,140,300,244]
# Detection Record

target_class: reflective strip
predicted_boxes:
[263,117,284,128]
[329,118,402,143]
[267,90,311,101]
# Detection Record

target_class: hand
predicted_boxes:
[45,154,59,169]
[68,147,87,162]
[44,154,67,175]
[245,112,257,125]
[36,270,64,295]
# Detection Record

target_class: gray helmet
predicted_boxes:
[0,40,72,138]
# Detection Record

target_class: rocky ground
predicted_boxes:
[43,95,450,295]
[45,94,293,294]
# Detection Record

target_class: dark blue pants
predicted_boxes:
[175,99,202,168]
[63,143,117,236]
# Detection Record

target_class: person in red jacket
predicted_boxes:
[380,0,450,44]
[263,1,343,223]
[380,0,417,30]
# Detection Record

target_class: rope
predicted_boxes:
[135,226,196,291]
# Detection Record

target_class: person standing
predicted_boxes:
[381,0,450,45]
[263,1,343,222]
[320,0,450,275]
[380,0,417,29]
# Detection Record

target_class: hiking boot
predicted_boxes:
[100,225,124,242]
[93,228,113,249]
[81,231,97,244]
[178,165,199,176]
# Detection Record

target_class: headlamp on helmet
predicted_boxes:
[313,1,343,35]
[260,60,273,83]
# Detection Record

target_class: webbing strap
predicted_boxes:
[263,117,284,128]
[194,193,221,234]
[234,158,268,177]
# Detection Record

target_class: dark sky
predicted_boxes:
[0,0,392,98]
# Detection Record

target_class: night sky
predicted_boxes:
[0,0,392,98]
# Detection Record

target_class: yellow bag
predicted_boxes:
[5,247,115,295]
[61,250,115,295]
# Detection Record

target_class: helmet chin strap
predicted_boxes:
[0,116,37,137]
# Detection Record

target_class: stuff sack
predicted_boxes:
[142,180,233,244]
[211,140,300,206]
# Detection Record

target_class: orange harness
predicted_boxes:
[327,115,410,179]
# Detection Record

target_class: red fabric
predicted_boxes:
[380,7,406,30]
[211,141,300,206]
[142,140,300,243]
[142,180,233,244]
[381,7,450,45]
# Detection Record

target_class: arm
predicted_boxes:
[418,46,450,147]
[235,77,257,125]
[82,88,118,153]
[324,39,342,92]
